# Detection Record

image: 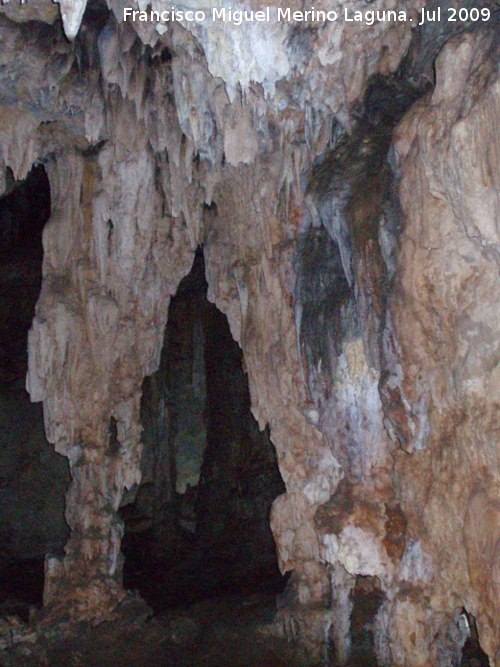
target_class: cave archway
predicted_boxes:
[0,164,70,618]
[120,248,287,610]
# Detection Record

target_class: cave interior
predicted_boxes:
[120,248,287,611]
[0,1,498,666]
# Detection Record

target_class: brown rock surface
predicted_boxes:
[0,2,498,665]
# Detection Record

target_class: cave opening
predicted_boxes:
[459,610,490,667]
[0,164,70,620]
[346,575,384,667]
[121,248,287,612]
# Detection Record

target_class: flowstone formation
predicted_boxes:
[120,249,286,609]
[0,0,498,665]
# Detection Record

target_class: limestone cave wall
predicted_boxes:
[0,164,70,612]
[120,249,285,609]
[0,1,498,665]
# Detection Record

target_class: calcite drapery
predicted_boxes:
[0,1,498,664]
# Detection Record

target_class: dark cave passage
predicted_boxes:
[459,610,490,667]
[121,249,287,611]
[0,165,70,618]
[0,165,49,382]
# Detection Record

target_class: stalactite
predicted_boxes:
[0,2,498,665]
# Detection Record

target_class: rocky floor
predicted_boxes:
[0,593,313,667]
[0,589,491,667]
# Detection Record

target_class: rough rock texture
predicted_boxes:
[381,34,500,664]
[0,165,70,608]
[0,1,498,665]
[121,250,285,609]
